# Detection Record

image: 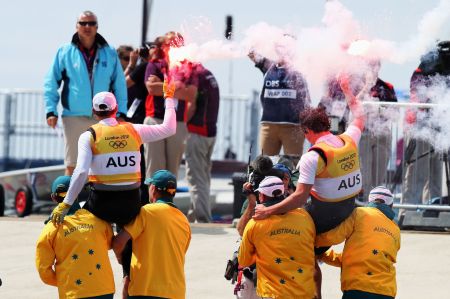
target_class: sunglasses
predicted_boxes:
[78,21,97,27]
[121,56,130,62]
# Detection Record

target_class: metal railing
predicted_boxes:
[1,89,450,210]
[0,89,261,171]
[358,101,449,209]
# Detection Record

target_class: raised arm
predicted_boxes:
[339,74,364,132]
[136,78,177,142]
[236,183,257,236]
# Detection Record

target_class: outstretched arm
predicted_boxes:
[339,74,364,132]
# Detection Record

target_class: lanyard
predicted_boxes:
[79,45,97,80]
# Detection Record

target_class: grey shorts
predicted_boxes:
[62,116,97,167]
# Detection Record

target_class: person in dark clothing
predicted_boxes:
[248,34,311,159]
[402,40,450,207]
[144,32,195,179]
[184,64,220,223]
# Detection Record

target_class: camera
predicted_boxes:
[138,47,150,59]
[224,251,238,282]
[246,155,284,194]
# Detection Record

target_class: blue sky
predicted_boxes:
[1,0,448,100]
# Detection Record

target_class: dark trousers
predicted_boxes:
[84,187,141,276]
[84,188,141,226]
[343,290,394,299]
[305,195,356,255]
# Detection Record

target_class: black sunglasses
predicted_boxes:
[121,56,130,62]
[78,21,97,27]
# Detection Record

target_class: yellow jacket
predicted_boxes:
[316,205,400,297]
[36,209,114,299]
[239,208,316,299]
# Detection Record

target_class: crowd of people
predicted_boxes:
[34,8,450,299]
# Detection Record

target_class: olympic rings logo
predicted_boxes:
[109,140,127,149]
[340,160,355,171]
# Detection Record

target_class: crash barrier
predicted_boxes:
[0,90,261,172]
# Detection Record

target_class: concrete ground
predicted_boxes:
[0,216,450,299]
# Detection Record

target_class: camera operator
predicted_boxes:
[233,156,288,299]
[236,155,287,235]
[238,176,316,299]
[123,37,165,125]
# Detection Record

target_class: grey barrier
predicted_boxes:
[0,89,261,171]
[1,90,449,209]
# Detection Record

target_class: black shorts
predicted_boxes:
[305,195,356,255]
[84,188,141,227]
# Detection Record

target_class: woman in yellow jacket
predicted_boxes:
[316,186,401,299]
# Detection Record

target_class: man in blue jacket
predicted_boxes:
[44,10,127,175]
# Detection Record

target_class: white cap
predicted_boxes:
[368,186,394,205]
[256,176,284,197]
[92,92,117,112]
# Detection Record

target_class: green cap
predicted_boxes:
[51,175,71,194]
[145,170,177,194]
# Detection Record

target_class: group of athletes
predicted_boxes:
[234,75,400,299]
[32,10,402,299]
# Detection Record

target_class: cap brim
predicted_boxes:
[144,178,153,185]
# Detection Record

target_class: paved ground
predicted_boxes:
[1,216,450,299]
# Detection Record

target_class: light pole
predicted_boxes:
[141,0,153,46]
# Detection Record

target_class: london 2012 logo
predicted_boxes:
[340,160,355,171]
[109,140,127,149]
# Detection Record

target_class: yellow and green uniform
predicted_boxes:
[124,202,191,299]
[89,122,142,185]
[310,134,361,202]
[238,208,316,299]
[36,209,114,299]
[315,204,401,298]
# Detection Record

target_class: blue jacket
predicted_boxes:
[44,33,127,117]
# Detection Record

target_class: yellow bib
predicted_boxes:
[309,134,362,202]
[88,122,142,184]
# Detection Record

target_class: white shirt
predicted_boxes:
[298,125,362,185]
[63,98,177,205]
